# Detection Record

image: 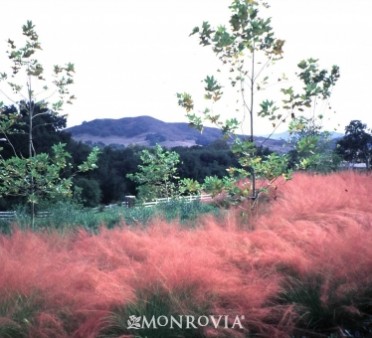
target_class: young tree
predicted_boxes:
[127,144,181,201]
[177,0,339,202]
[0,21,99,226]
[179,0,284,142]
[0,21,75,155]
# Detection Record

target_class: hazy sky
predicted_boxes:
[0,0,371,135]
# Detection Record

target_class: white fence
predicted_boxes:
[0,211,51,221]
[141,194,212,208]
[93,194,214,212]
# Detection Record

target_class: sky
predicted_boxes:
[0,0,371,136]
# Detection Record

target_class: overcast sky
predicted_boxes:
[0,0,371,135]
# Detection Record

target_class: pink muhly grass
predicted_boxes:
[259,171,372,224]
[0,171,371,337]
[253,172,372,333]
[0,229,137,337]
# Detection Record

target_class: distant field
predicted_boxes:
[0,172,371,337]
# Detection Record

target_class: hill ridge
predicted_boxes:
[66,115,286,151]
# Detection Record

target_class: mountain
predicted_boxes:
[66,115,288,151]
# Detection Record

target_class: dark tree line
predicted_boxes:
[65,119,372,206]
[0,104,244,208]
[0,103,70,159]
[79,140,242,207]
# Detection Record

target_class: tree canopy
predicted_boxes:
[337,120,372,169]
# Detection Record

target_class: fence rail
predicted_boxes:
[0,211,51,221]
[0,211,17,220]
[1,195,213,218]
[142,194,212,208]
[102,194,213,210]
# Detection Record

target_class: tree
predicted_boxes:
[83,145,143,204]
[127,144,181,201]
[73,177,102,207]
[0,143,98,204]
[0,21,99,226]
[174,141,240,181]
[287,129,340,173]
[273,58,340,172]
[179,0,284,142]
[177,0,340,203]
[336,120,372,169]
[0,21,75,157]
[0,102,70,159]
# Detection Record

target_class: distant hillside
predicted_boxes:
[66,115,288,151]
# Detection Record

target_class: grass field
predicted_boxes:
[0,172,371,337]
[0,198,220,234]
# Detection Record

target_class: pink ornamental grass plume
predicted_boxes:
[0,171,371,337]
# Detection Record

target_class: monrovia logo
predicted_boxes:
[127,314,245,330]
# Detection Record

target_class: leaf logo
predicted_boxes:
[127,315,142,329]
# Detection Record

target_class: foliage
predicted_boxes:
[65,142,242,207]
[262,58,340,126]
[74,144,141,205]
[0,21,99,223]
[199,144,289,205]
[127,144,182,201]
[336,120,372,169]
[178,177,203,195]
[174,140,240,183]
[182,0,285,141]
[0,103,70,159]
[202,175,234,198]
[0,144,72,203]
[0,21,75,149]
[231,138,290,179]
[178,1,340,204]
[127,143,246,202]
[286,117,341,172]
[275,59,341,172]
[0,143,100,211]
[73,177,102,207]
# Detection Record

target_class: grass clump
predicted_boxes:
[277,273,372,337]
[99,288,211,338]
[0,291,43,338]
